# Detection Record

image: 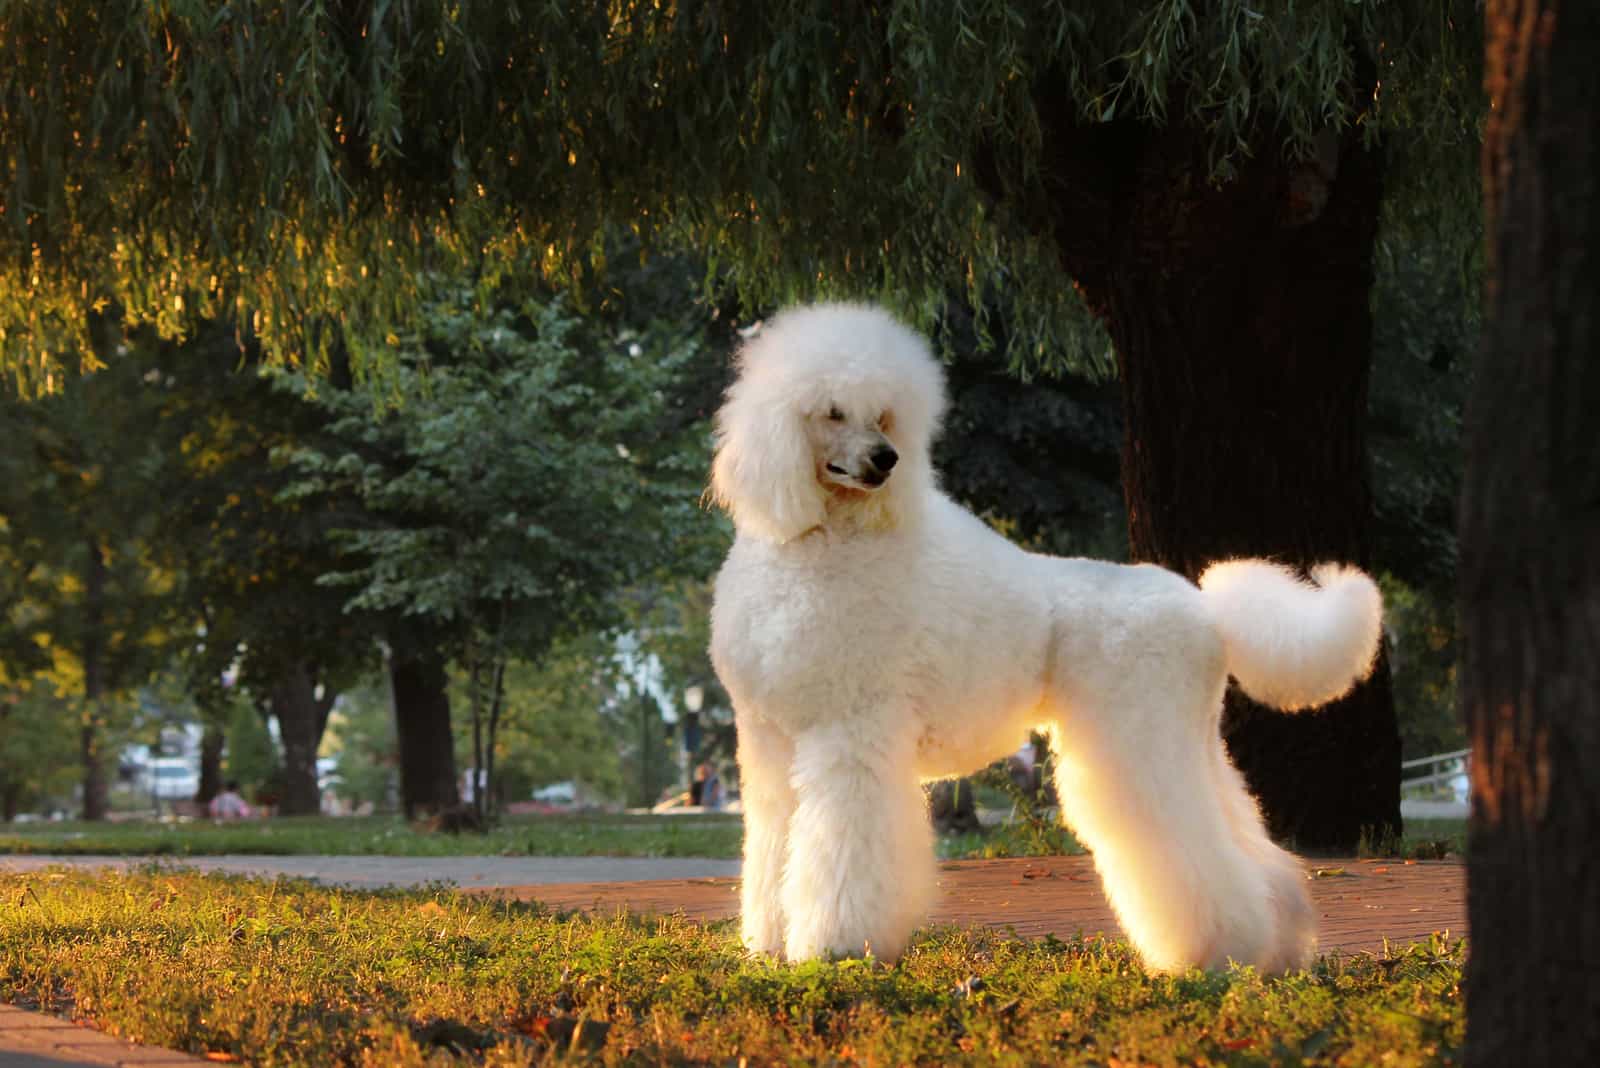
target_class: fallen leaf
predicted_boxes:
[507,1014,552,1039]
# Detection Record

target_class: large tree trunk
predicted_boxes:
[1041,114,1401,851]
[1462,3,1600,1063]
[80,539,109,822]
[269,663,335,817]
[389,650,459,820]
[195,721,225,806]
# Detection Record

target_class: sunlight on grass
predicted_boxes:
[0,870,1464,1066]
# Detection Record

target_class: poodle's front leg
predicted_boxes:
[735,711,796,956]
[781,722,936,962]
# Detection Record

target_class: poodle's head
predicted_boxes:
[710,303,947,543]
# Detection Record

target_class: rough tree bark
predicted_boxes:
[268,662,336,816]
[1030,108,1401,850]
[1462,2,1600,1063]
[390,650,459,820]
[195,721,225,806]
[79,538,109,822]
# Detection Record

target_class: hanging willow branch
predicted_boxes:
[0,1,1481,389]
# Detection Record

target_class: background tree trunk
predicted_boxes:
[390,651,459,820]
[1463,2,1600,1063]
[1054,120,1400,851]
[195,721,225,805]
[79,539,109,822]
[269,663,334,816]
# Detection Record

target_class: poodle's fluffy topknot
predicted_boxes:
[709,303,948,542]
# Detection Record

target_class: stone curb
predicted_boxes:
[0,1005,208,1067]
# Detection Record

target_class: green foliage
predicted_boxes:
[276,280,716,818]
[0,347,179,693]
[0,338,185,815]
[327,683,399,811]
[612,690,684,811]
[0,689,79,818]
[1368,236,1476,593]
[278,286,707,660]
[0,2,1481,384]
[136,320,369,709]
[1382,578,1463,761]
[615,579,736,770]
[223,695,281,801]
[935,307,1127,558]
[0,870,1464,1066]
[452,641,626,806]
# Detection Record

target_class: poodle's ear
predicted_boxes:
[709,382,826,543]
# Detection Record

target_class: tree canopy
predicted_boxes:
[1,1,1479,388]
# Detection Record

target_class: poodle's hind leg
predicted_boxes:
[781,722,936,963]
[735,712,797,957]
[1049,693,1280,974]
[1209,741,1317,972]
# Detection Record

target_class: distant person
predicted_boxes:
[698,762,724,811]
[690,763,707,806]
[208,780,253,821]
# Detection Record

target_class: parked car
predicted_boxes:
[143,757,200,801]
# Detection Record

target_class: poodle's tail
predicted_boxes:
[1198,559,1383,712]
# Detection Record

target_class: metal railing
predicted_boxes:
[1400,748,1471,795]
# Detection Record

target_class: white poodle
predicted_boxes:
[707,303,1382,974]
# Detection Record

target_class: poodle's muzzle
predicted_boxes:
[828,444,898,488]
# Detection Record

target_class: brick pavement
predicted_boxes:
[477,854,1468,957]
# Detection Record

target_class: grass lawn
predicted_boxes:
[0,868,1463,1066]
[0,814,1467,863]
[0,813,748,859]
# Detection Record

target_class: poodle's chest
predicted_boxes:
[711,547,918,722]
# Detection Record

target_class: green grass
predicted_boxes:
[0,813,747,859]
[1361,820,1468,860]
[0,814,1468,865]
[0,869,1463,1066]
[937,819,1085,860]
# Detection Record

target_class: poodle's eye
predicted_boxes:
[878,410,895,432]
[827,406,845,422]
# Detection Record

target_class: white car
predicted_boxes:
[144,758,200,800]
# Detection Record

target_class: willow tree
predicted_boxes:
[0,1,1479,848]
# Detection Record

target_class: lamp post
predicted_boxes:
[682,685,705,796]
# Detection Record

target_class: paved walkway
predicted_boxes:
[0,854,740,888]
[0,853,1465,1066]
[477,854,1467,958]
[0,1004,205,1067]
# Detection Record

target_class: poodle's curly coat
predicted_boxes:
[708,303,1383,972]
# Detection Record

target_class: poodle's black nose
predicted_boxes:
[869,445,899,473]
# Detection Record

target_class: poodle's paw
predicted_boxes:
[1259,872,1317,973]
[741,910,787,958]
[782,914,913,964]
[784,928,866,963]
